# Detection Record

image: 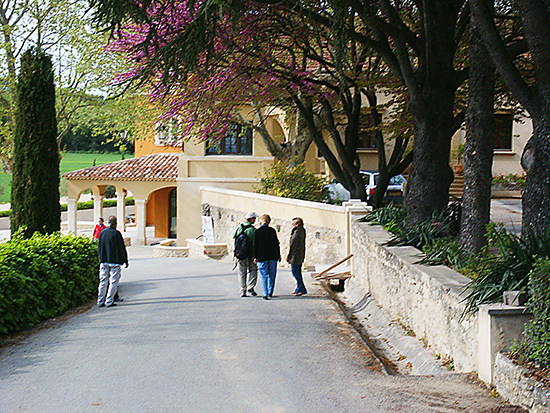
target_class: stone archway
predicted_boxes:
[63,153,180,245]
[145,186,177,239]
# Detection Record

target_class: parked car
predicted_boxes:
[323,170,407,204]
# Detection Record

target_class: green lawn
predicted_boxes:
[0,152,134,204]
[59,152,132,174]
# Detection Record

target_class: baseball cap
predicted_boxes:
[245,211,258,219]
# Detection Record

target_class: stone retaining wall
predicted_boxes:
[494,353,550,412]
[201,187,355,266]
[206,204,345,266]
[351,218,478,372]
[186,238,228,259]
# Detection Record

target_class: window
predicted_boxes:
[155,118,183,148]
[495,113,513,151]
[358,112,378,150]
[205,124,253,155]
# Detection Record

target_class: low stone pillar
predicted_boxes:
[478,304,531,384]
[67,198,78,234]
[343,200,371,257]
[116,190,126,232]
[93,194,104,224]
[135,199,147,245]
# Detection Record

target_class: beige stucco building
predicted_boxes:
[64,108,307,245]
[63,99,529,245]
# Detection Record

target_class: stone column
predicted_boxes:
[67,198,78,235]
[93,194,104,224]
[116,190,126,232]
[343,200,371,257]
[135,199,147,245]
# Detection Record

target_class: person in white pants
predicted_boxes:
[97,216,129,307]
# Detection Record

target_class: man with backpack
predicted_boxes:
[233,211,258,297]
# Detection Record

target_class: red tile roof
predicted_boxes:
[63,153,179,181]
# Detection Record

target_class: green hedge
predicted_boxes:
[517,257,550,368]
[0,197,135,217]
[0,232,99,335]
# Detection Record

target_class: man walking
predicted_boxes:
[97,215,128,308]
[233,211,258,297]
[287,217,307,296]
[254,214,280,300]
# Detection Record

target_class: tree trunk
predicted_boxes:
[400,1,461,225]
[406,96,456,225]
[470,0,550,239]
[365,90,413,208]
[251,106,313,166]
[522,115,550,240]
[460,3,495,255]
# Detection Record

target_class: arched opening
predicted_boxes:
[146,186,177,239]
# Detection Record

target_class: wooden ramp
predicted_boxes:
[312,254,353,292]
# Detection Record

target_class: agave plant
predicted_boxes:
[385,200,462,249]
[462,224,550,315]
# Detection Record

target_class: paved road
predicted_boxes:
[0,247,513,412]
[491,199,522,235]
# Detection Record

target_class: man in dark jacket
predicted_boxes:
[97,215,129,308]
[287,217,307,296]
[254,214,280,300]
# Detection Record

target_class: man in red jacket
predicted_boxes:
[92,217,106,240]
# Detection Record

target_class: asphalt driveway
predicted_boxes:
[0,247,516,412]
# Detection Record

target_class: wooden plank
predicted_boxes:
[324,274,353,280]
[314,270,351,280]
[314,254,353,279]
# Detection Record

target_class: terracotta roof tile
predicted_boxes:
[62,153,179,181]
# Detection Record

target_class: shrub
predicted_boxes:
[0,232,99,335]
[361,202,406,232]
[104,185,116,199]
[256,161,326,202]
[420,237,470,269]
[362,201,461,249]
[492,172,526,189]
[516,258,550,369]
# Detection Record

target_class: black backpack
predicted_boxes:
[234,226,249,260]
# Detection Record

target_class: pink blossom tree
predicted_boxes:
[103,0,412,201]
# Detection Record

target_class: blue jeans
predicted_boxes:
[291,264,307,294]
[258,260,277,297]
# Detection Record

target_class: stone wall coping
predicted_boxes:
[186,238,229,248]
[152,245,189,251]
[363,222,472,295]
[200,186,345,213]
[486,304,531,316]
[492,190,522,199]
[151,244,189,258]
[360,225,392,243]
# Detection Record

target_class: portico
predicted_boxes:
[63,153,179,245]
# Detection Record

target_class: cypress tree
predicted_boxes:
[11,48,60,236]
